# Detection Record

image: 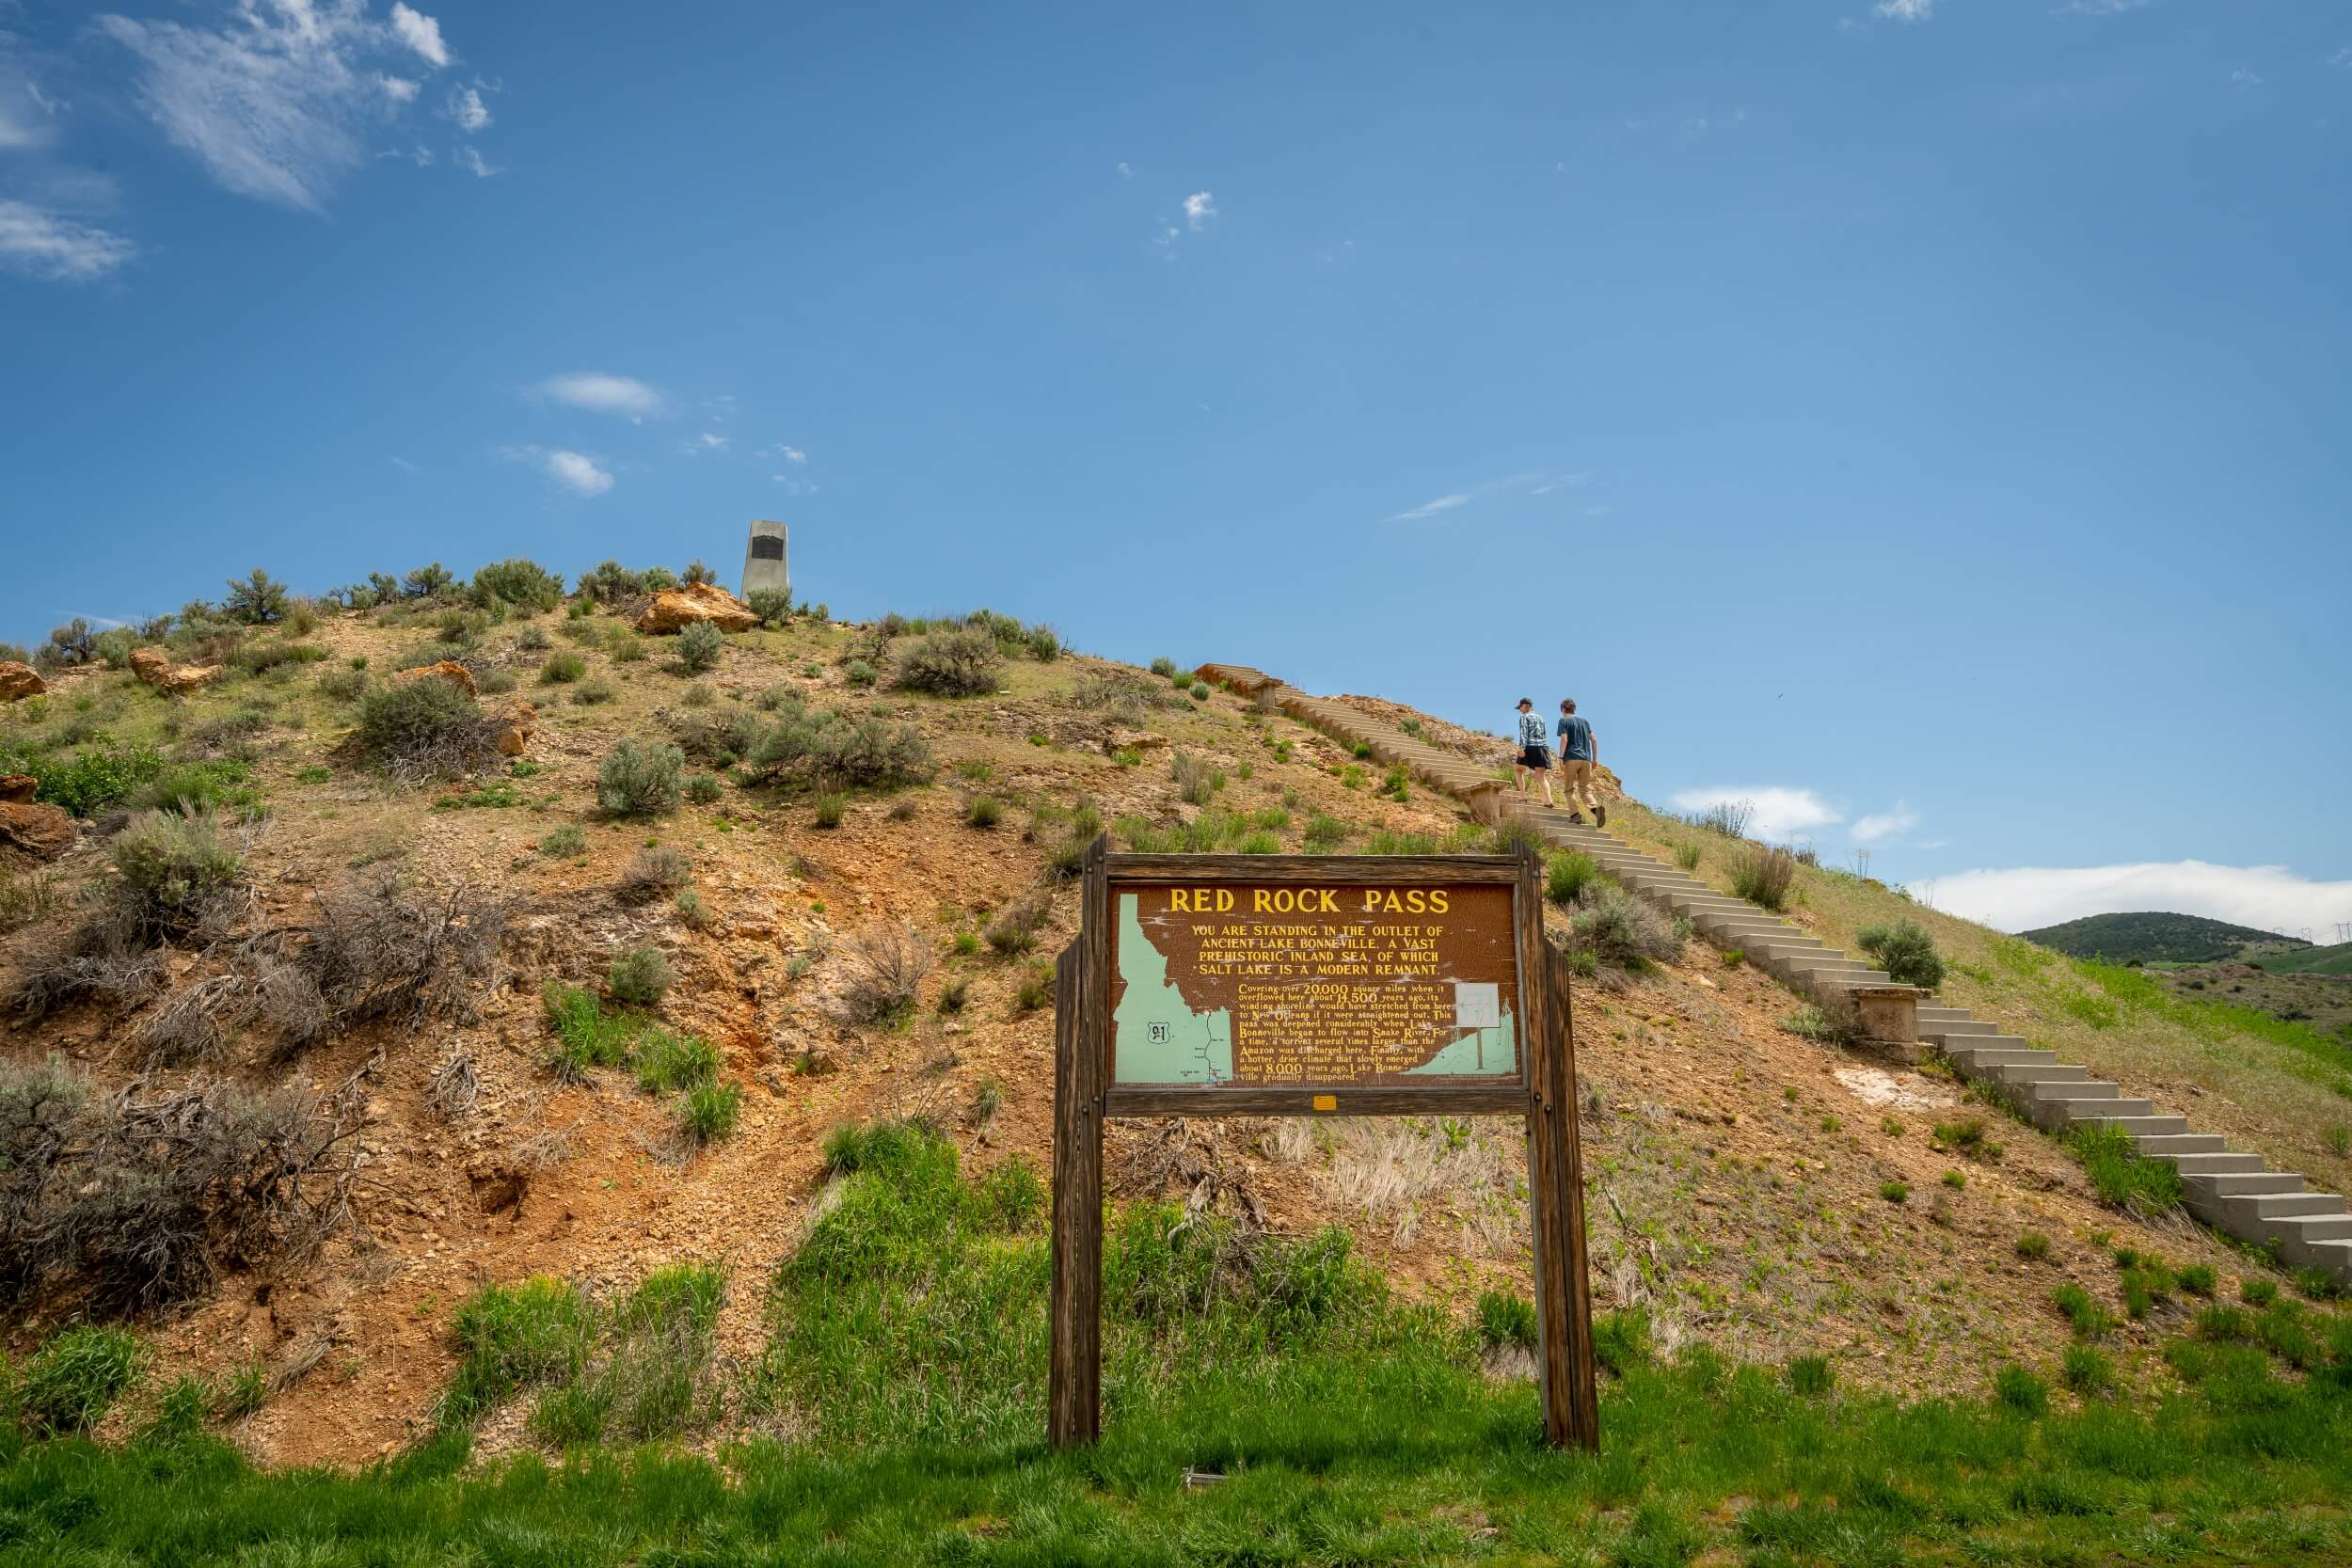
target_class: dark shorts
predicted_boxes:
[1518,745,1551,769]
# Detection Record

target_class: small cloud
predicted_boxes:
[446,84,491,132]
[1183,190,1216,230]
[389,4,452,70]
[455,145,501,178]
[0,59,62,152]
[775,444,806,464]
[542,450,612,497]
[0,199,135,282]
[389,455,420,472]
[536,372,660,419]
[1851,802,1920,844]
[685,432,729,454]
[2058,0,2150,13]
[1875,0,1933,19]
[2229,68,2263,88]
[1931,861,2352,935]
[1668,786,1844,844]
[376,74,421,104]
[2332,47,2352,68]
[1116,160,1131,177]
[1386,470,1581,523]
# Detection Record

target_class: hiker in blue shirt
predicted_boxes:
[1556,699,1601,826]
[1512,698,1556,807]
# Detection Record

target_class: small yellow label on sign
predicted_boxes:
[1311,1094,1338,1112]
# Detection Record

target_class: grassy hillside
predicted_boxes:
[2022,911,2308,966]
[2263,941,2352,977]
[3,562,2348,1560]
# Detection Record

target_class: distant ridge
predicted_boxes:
[2022,911,2309,965]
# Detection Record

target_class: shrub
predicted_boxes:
[12,743,167,817]
[985,890,1054,955]
[222,568,291,625]
[540,652,586,684]
[1564,887,1684,971]
[813,792,848,829]
[541,824,587,857]
[1150,657,1178,677]
[1857,917,1947,990]
[610,635,647,663]
[891,627,1001,696]
[1015,964,1056,1010]
[1994,1365,2048,1417]
[358,678,502,782]
[469,558,564,612]
[684,773,723,805]
[633,1027,719,1094]
[680,1082,743,1145]
[597,739,684,816]
[602,947,674,1011]
[680,560,717,586]
[1189,680,1210,701]
[1024,625,1061,661]
[1545,850,1599,906]
[1881,1180,1909,1204]
[404,563,456,599]
[1303,812,1349,852]
[616,847,691,906]
[111,810,243,926]
[1474,1291,1538,1351]
[1171,751,1222,806]
[316,667,368,701]
[844,658,879,688]
[676,620,724,673]
[966,796,1003,829]
[1781,994,1864,1045]
[2066,1123,2184,1215]
[2062,1345,2115,1396]
[1675,841,1702,872]
[542,982,633,1080]
[739,699,934,791]
[748,588,791,626]
[832,924,934,1025]
[18,1325,149,1435]
[1729,844,1798,911]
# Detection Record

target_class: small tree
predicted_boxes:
[38,618,97,669]
[676,620,724,673]
[747,588,791,626]
[223,568,291,625]
[597,738,684,816]
[681,560,718,587]
[1857,917,1947,990]
[402,562,455,600]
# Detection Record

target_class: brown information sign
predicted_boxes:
[1108,881,1521,1089]
[1051,844,1598,1454]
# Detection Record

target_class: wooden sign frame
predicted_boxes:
[1048,838,1598,1450]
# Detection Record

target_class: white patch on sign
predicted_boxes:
[1834,1066,1957,1112]
[1454,982,1500,1030]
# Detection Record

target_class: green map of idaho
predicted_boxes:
[1110,893,1517,1085]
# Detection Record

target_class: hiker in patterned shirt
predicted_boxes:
[1512,698,1555,806]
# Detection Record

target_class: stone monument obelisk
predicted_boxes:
[742,519,789,603]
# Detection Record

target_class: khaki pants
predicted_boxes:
[1557,758,1597,813]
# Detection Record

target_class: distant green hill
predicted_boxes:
[2257,941,2352,977]
[2021,911,2308,965]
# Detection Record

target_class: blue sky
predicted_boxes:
[3,0,2348,935]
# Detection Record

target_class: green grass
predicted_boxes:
[2259,940,2352,977]
[7,1122,2352,1564]
[2066,1121,2185,1215]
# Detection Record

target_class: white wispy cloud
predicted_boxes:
[1116,160,1131,177]
[455,144,500,178]
[686,432,728,454]
[389,455,419,471]
[2229,68,2263,88]
[0,198,135,282]
[374,73,419,103]
[773,444,806,464]
[1386,470,1583,523]
[536,372,661,419]
[2058,0,2150,14]
[2331,47,2352,69]
[1875,0,1933,20]
[1668,786,1844,844]
[544,450,611,496]
[389,4,450,69]
[446,83,490,132]
[1851,802,1920,844]
[0,55,60,150]
[1183,190,1216,230]
[97,0,459,212]
[1927,861,2352,936]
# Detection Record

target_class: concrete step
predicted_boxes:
[2133,1133,2230,1157]
[1920,1017,1999,1038]
[1917,1007,1978,1023]
[2164,1153,2270,1177]
[2298,1239,2352,1281]
[2185,1171,2308,1198]
[2080,1115,2190,1136]
[1952,1045,2056,1071]
[2027,1096,2158,1129]
[2026,1081,2122,1101]
[2241,1193,2349,1220]
[1993,1062,2092,1085]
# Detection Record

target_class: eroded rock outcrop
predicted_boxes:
[636,582,761,636]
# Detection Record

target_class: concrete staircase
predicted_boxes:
[1225,666,2352,1288]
